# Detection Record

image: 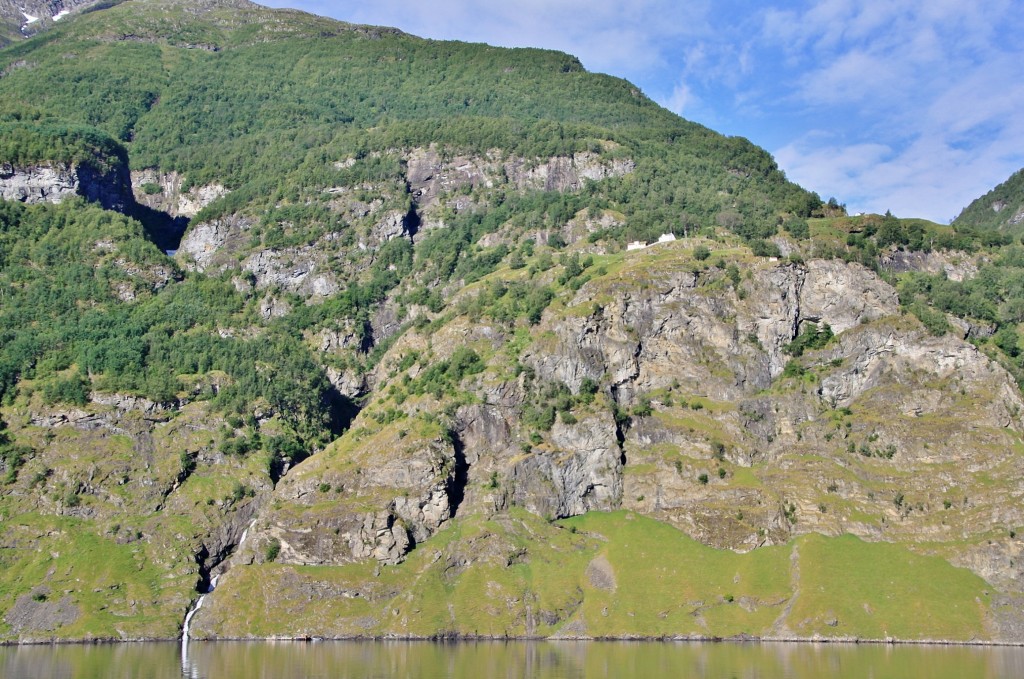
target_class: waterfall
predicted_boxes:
[181,520,256,673]
[238,519,256,547]
[181,574,220,673]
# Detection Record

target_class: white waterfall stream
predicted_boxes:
[181,518,258,673]
[237,518,256,547]
[181,574,218,674]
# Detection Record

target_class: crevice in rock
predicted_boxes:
[357,316,375,354]
[608,384,629,467]
[387,510,417,555]
[403,203,422,242]
[193,545,213,594]
[189,499,261,595]
[325,384,361,438]
[447,429,469,519]
[128,202,190,253]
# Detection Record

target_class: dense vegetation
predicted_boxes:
[0,199,338,460]
[0,0,814,235]
[0,119,127,172]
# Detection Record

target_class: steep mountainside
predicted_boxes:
[1,0,1023,644]
[954,168,1024,234]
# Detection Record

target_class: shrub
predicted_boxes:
[782,360,805,379]
[750,239,781,258]
[711,441,726,460]
[265,539,281,563]
[786,322,834,356]
[783,217,809,239]
[631,395,653,418]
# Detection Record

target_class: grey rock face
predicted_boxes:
[178,215,254,271]
[800,259,899,333]
[179,215,344,297]
[505,152,636,193]
[879,249,978,282]
[405,147,634,214]
[131,169,228,218]
[0,162,130,211]
[252,434,459,566]
[523,260,899,406]
[0,163,77,203]
[506,411,623,519]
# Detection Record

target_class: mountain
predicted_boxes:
[954,168,1024,234]
[0,0,106,47]
[1,0,1023,643]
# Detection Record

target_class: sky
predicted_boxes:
[259,0,1024,223]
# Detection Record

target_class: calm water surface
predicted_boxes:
[2,641,1023,679]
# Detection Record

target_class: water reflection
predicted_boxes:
[2,640,1023,679]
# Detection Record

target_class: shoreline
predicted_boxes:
[5,633,1024,648]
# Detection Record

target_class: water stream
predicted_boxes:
[180,574,218,674]
[237,519,256,547]
[181,518,258,673]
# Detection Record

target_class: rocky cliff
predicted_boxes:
[4,188,1023,642]
[0,160,131,211]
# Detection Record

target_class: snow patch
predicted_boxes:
[53,10,71,21]
[21,11,39,25]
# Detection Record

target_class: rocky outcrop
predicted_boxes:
[505,411,623,519]
[244,426,460,566]
[879,249,979,282]
[405,147,634,214]
[246,247,341,297]
[800,259,899,333]
[180,216,344,296]
[521,259,898,406]
[131,169,228,218]
[505,152,636,192]
[178,215,254,270]
[0,161,131,211]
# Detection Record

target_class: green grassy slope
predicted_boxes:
[195,511,994,641]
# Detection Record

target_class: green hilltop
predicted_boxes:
[954,168,1024,234]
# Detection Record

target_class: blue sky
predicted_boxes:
[260,0,1024,223]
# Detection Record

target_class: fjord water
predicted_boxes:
[3,641,1024,679]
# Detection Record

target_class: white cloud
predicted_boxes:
[758,0,1024,221]
[797,50,902,106]
[663,79,695,116]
